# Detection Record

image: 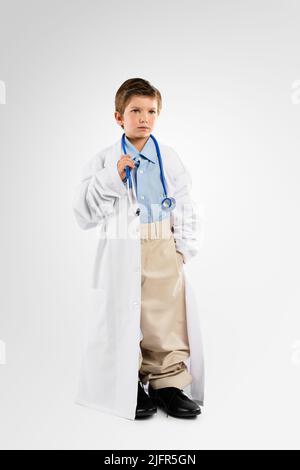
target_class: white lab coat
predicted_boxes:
[72,137,205,420]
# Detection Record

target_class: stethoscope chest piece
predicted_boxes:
[161,196,176,212]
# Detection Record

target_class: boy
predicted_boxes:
[73,78,204,421]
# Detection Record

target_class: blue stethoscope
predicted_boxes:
[121,133,176,214]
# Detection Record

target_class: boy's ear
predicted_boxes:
[114,111,124,127]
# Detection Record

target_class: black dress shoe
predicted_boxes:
[148,384,201,418]
[135,380,157,419]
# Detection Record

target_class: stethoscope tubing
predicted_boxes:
[121,133,167,195]
[121,132,176,213]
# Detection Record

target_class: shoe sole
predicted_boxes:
[135,409,157,419]
[165,409,201,418]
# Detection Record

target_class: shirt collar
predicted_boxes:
[124,135,157,164]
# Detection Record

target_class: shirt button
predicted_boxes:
[141,195,145,200]
[133,301,139,306]
[140,170,143,174]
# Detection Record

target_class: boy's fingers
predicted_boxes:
[120,159,135,167]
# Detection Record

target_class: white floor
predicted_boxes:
[1,339,299,450]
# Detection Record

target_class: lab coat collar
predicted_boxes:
[124,134,157,164]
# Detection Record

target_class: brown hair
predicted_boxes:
[115,78,162,129]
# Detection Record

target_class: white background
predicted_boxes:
[0,0,300,450]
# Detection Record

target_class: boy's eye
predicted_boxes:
[132,110,156,113]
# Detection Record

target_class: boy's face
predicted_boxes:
[115,95,159,139]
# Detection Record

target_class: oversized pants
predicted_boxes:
[138,216,193,390]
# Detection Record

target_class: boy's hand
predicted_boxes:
[117,154,135,181]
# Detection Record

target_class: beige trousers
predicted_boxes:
[138,217,193,390]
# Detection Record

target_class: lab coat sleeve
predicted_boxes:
[171,149,200,264]
[73,151,128,230]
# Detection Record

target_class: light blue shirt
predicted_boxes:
[122,135,170,224]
